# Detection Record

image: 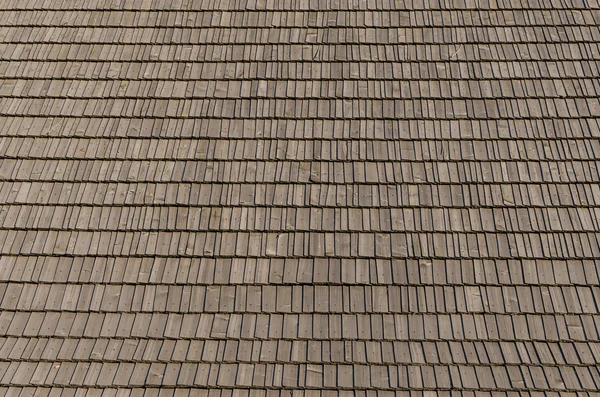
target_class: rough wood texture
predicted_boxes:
[0,0,599,395]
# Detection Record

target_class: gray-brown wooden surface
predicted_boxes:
[0,0,599,396]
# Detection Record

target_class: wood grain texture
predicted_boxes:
[0,0,599,395]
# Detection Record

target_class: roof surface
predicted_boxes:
[0,0,600,396]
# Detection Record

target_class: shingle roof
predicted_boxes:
[0,0,600,396]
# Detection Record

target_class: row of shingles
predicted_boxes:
[1,205,599,232]
[1,283,599,314]
[1,98,598,118]
[1,256,598,285]
[0,43,598,62]
[0,138,598,161]
[2,304,599,342]
[1,78,598,99]
[0,230,598,258]
[1,118,598,139]
[0,363,594,390]
[2,60,599,80]
[2,391,600,397]
[9,8,596,43]
[3,101,598,118]
[1,9,598,27]
[0,362,597,390]
[2,181,597,208]
[0,0,596,10]
[3,337,600,365]
[0,312,597,341]
[1,159,598,183]
[1,26,599,44]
